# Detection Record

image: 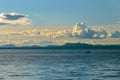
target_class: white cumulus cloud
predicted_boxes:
[69,22,112,39]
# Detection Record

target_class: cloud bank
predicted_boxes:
[0,13,120,46]
[2,21,119,40]
[0,12,31,25]
[20,22,119,40]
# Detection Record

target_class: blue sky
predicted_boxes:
[0,0,120,46]
[0,0,120,26]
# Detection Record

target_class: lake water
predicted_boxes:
[0,49,120,80]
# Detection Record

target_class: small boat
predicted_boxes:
[85,51,91,53]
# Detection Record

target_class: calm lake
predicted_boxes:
[0,49,120,80]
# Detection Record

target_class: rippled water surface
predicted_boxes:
[0,49,120,80]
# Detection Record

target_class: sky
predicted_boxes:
[0,0,120,46]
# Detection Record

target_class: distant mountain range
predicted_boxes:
[0,43,120,49]
[0,44,17,48]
